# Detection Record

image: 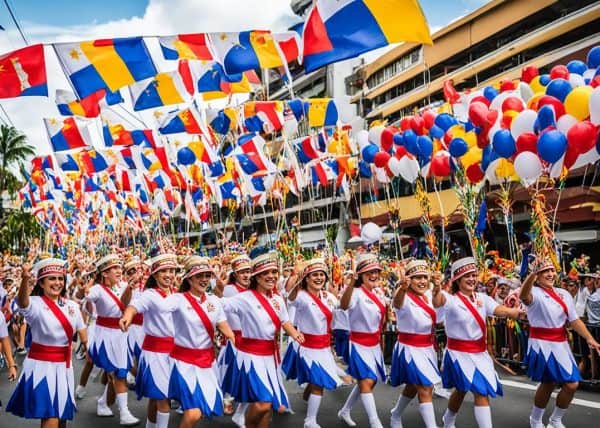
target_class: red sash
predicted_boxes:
[247,290,282,363]
[183,292,214,340]
[539,286,569,319]
[404,291,437,349]
[170,344,214,368]
[455,292,487,340]
[407,291,436,325]
[302,333,331,349]
[233,284,247,293]
[251,290,282,332]
[154,288,169,298]
[361,286,386,332]
[41,296,74,368]
[529,326,567,342]
[100,285,126,312]
[304,290,333,332]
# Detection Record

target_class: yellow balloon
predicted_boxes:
[564,86,593,120]
[529,76,546,94]
[526,92,545,110]
[448,124,465,139]
[502,110,520,127]
[464,131,478,148]
[461,146,482,167]
[495,158,515,179]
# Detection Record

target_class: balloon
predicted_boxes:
[545,78,572,102]
[361,144,378,163]
[394,145,408,159]
[466,163,484,183]
[434,113,458,131]
[572,146,600,169]
[449,138,469,157]
[583,68,596,84]
[556,114,578,134]
[567,60,587,75]
[550,65,569,80]
[381,127,395,152]
[403,129,418,155]
[500,80,517,92]
[567,121,597,154]
[514,152,542,181]
[537,95,565,118]
[422,110,436,129]
[563,145,579,170]
[481,144,499,172]
[529,76,546,93]
[410,116,425,134]
[430,150,451,177]
[519,81,534,102]
[516,132,538,154]
[569,74,585,88]
[356,130,370,150]
[521,65,539,83]
[492,129,516,158]
[387,156,402,176]
[495,158,516,179]
[535,105,556,132]
[373,151,391,168]
[361,222,382,244]
[510,109,537,139]
[416,135,433,158]
[489,91,513,111]
[468,101,491,128]
[537,130,567,163]
[429,124,444,140]
[483,86,499,101]
[358,160,372,178]
[368,125,385,145]
[590,87,600,125]
[461,146,482,167]
[398,156,420,183]
[587,46,600,68]
[177,147,196,165]
[563,85,593,120]
[501,96,525,113]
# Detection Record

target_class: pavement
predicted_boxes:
[0,352,599,427]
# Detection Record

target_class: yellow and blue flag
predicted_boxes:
[129,70,189,111]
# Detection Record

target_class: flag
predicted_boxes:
[209,30,299,74]
[44,117,92,152]
[158,107,203,134]
[179,60,255,100]
[56,89,104,117]
[309,160,336,186]
[103,124,155,147]
[54,37,157,99]
[0,44,47,98]
[187,137,219,164]
[293,136,323,163]
[159,33,213,60]
[302,0,432,72]
[207,107,238,135]
[79,149,109,174]
[129,71,189,111]
[55,153,81,172]
[234,133,274,175]
[307,98,338,127]
[243,101,284,133]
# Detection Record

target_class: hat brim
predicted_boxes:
[357,263,383,274]
[451,266,477,283]
[252,262,279,276]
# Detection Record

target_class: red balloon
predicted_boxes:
[550,65,569,80]
[591,75,600,88]
[563,145,579,170]
[394,145,408,159]
[516,132,538,154]
[501,97,525,113]
[374,151,391,168]
[537,95,566,118]
[501,113,513,129]
[500,80,517,92]
[381,127,395,152]
[521,65,539,84]
[399,117,411,131]
[567,121,597,154]
[471,95,490,107]
[443,130,453,145]
[468,102,490,128]
[466,163,485,183]
[410,116,425,135]
[430,152,451,177]
[422,110,436,129]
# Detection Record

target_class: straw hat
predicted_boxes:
[451,257,477,282]
[251,253,279,276]
[231,255,252,272]
[355,253,382,274]
[96,254,121,272]
[405,259,430,278]
[182,256,213,280]
[148,254,178,275]
[33,258,66,281]
[302,258,328,278]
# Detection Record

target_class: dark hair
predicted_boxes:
[354,273,365,288]
[32,275,68,297]
[144,274,158,289]
[249,275,258,290]
[179,278,191,293]
[300,269,328,290]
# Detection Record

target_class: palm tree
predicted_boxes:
[0,124,35,218]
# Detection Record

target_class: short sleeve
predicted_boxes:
[71,303,85,331]
[562,291,578,323]
[130,290,152,314]
[221,293,241,315]
[277,296,290,324]
[85,284,101,303]
[0,315,8,338]
[482,293,500,316]
[347,289,359,310]
[19,296,41,322]
[212,298,227,323]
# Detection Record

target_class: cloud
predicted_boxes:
[0,0,298,156]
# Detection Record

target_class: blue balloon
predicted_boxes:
[361,144,379,163]
[483,86,499,102]
[449,138,468,157]
[177,147,196,165]
[481,144,498,172]
[587,46,600,69]
[393,133,404,146]
[492,129,516,158]
[566,60,587,76]
[358,160,372,178]
[403,130,419,155]
[545,78,572,102]
[434,113,458,131]
[539,74,551,86]
[463,120,476,132]
[537,130,567,163]
[429,124,444,140]
[534,105,556,133]
[417,135,433,158]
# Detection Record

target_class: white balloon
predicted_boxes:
[361,222,382,244]
[549,154,564,179]
[556,114,578,134]
[356,130,370,150]
[375,166,391,184]
[398,156,420,183]
[571,146,600,169]
[589,86,600,125]
[485,158,502,185]
[518,82,534,103]
[583,68,596,82]
[568,74,585,88]
[514,151,542,181]
[420,162,430,178]
[387,156,402,176]
[489,91,514,112]
[368,126,385,146]
[510,109,537,139]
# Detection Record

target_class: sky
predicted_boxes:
[0,0,490,156]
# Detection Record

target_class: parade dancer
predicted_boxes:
[85,254,139,425]
[520,259,600,428]
[433,257,522,428]
[389,260,442,428]
[223,252,304,428]
[332,271,352,364]
[337,254,388,428]
[0,296,18,403]
[166,256,235,427]
[218,254,252,427]
[120,254,177,428]
[124,257,145,376]
[7,258,87,428]
[284,258,344,428]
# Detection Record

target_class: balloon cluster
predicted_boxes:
[360,46,600,185]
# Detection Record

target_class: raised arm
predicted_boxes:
[392,267,408,309]
[340,276,356,310]
[518,272,536,305]
[17,263,32,309]
[432,272,445,308]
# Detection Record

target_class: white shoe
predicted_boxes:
[175,406,184,415]
[433,384,452,399]
[547,419,566,428]
[75,385,86,400]
[232,411,245,428]
[126,372,136,387]
[303,418,321,428]
[97,401,114,417]
[529,416,544,428]
[369,419,384,428]
[337,410,357,427]
[120,409,140,426]
[390,413,403,428]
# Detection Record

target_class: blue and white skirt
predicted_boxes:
[346,341,386,383]
[168,359,223,417]
[136,350,171,400]
[281,341,300,380]
[6,358,77,420]
[333,329,349,364]
[296,346,343,390]
[441,349,502,397]
[390,342,441,387]
[88,325,130,379]
[127,325,144,362]
[525,338,581,383]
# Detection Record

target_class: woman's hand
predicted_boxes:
[7,365,17,382]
